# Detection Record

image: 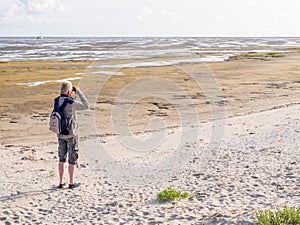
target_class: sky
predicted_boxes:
[1,0,300,37]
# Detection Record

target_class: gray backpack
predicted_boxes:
[49,96,73,135]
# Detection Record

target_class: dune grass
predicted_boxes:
[157,187,194,202]
[254,206,300,225]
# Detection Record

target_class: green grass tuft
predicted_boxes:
[157,187,194,202]
[49,171,55,177]
[254,206,300,225]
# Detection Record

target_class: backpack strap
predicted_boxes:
[60,97,73,111]
[54,96,74,110]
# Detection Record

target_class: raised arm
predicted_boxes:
[73,88,89,111]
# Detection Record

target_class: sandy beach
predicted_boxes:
[0,50,300,224]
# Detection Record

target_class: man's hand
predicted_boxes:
[73,86,79,92]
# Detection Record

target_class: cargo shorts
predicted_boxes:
[58,136,78,165]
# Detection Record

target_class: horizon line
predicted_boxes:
[1,35,300,38]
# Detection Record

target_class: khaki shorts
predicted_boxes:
[58,136,78,165]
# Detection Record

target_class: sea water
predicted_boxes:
[0,36,299,63]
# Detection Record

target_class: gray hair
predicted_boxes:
[60,81,72,94]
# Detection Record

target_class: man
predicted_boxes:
[56,81,89,189]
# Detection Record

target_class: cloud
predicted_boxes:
[143,6,153,15]
[0,0,67,35]
[161,10,179,19]
[17,0,64,14]
[0,0,65,25]
[248,0,259,7]
[135,15,144,22]
[135,5,154,22]
[0,1,22,23]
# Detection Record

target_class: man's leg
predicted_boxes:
[67,137,78,185]
[58,138,67,185]
[68,164,75,184]
[59,162,65,184]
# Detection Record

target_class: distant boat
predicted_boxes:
[37,29,43,39]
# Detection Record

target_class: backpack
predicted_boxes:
[49,96,74,135]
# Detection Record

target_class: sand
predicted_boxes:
[0,53,300,224]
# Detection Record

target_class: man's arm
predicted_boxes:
[73,88,89,110]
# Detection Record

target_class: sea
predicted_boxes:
[1,37,300,65]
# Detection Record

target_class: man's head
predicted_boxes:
[60,81,73,96]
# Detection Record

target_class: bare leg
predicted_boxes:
[58,162,65,184]
[68,164,75,184]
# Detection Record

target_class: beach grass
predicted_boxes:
[254,206,300,225]
[157,187,195,202]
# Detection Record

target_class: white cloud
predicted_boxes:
[0,0,67,35]
[0,1,20,22]
[248,0,259,7]
[17,0,64,14]
[135,15,144,22]
[0,0,64,24]
[1,0,300,36]
[161,10,179,19]
[143,6,153,15]
[134,5,154,23]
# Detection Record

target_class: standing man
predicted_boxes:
[55,81,89,189]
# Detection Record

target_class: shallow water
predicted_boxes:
[0,36,299,62]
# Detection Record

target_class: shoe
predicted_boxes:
[69,182,80,189]
[58,182,66,189]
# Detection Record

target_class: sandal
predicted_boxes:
[69,182,80,189]
[58,182,66,189]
